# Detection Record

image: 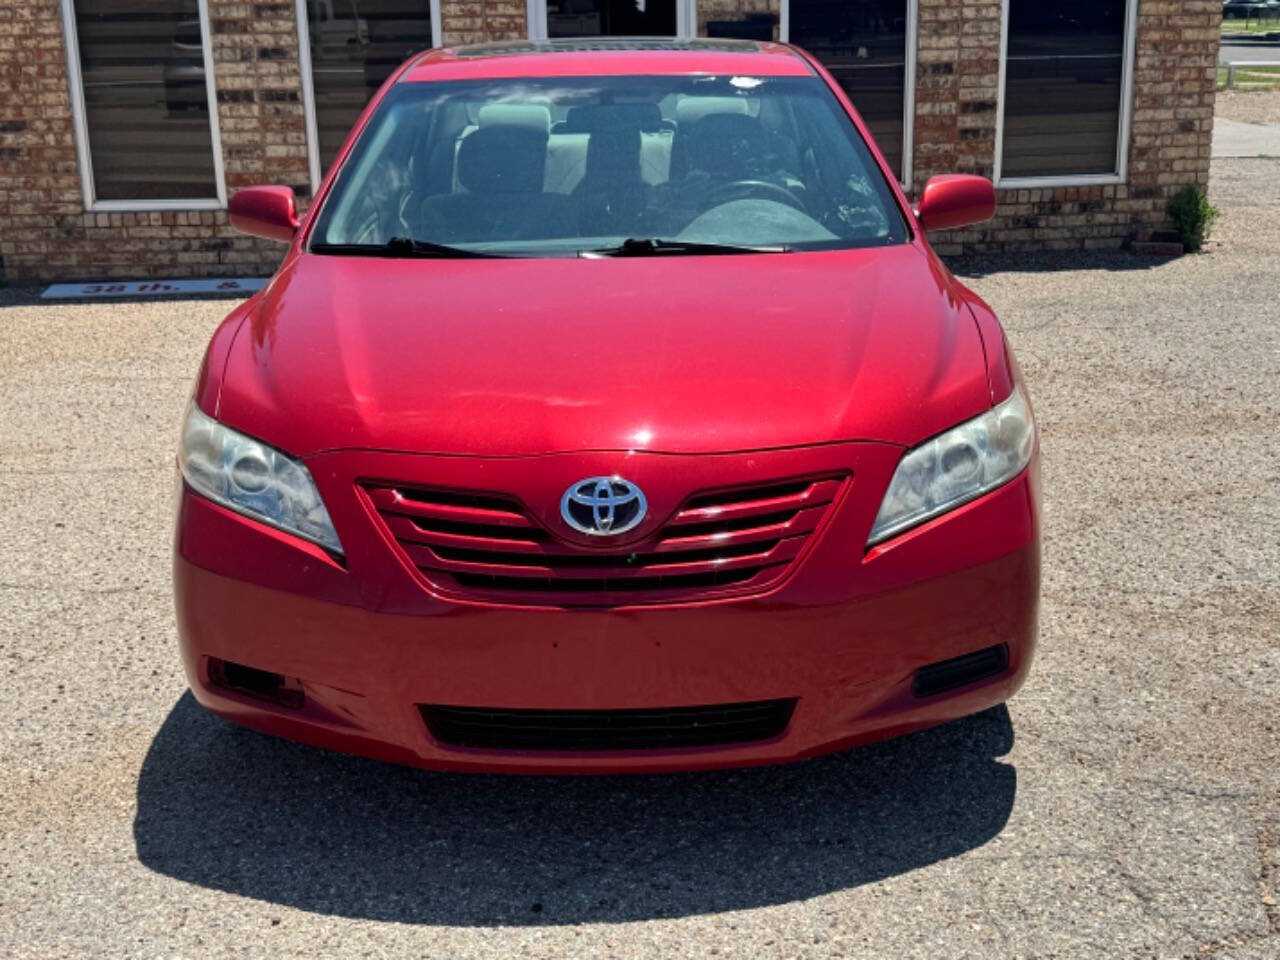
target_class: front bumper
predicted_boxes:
[174,443,1040,774]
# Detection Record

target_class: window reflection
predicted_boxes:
[71,0,218,201]
[306,0,434,174]
[1001,0,1128,179]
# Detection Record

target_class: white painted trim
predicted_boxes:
[295,0,323,193]
[89,198,226,212]
[993,0,1009,184]
[994,0,1139,187]
[996,173,1126,190]
[527,0,546,41]
[430,0,443,47]
[299,1,443,192]
[59,0,225,211]
[58,0,95,210]
[780,0,917,191]
[196,0,228,207]
[901,0,917,191]
[527,0,696,40]
[681,0,697,39]
[1116,0,1138,183]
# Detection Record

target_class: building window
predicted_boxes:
[690,1,916,187]
[529,0,696,41]
[547,0,678,37]
[997,0,1138,184]
[298,0,441,188]
[60,0,224,209]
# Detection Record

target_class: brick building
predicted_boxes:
[0,1,1221,283]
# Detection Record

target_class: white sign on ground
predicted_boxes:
[41,277,269,299]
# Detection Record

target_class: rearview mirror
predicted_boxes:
[228,185,299,243]
[916,175,996,232]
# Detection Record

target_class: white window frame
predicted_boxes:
[59,0,227,212]
[524,0,917,190]
[297,0,443,193]
[993,0,1139,189]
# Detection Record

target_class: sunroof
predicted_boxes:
[455,38,763,58]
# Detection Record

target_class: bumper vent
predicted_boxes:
[362,475,845,606]
[421,698,797,751]
[912,644,1010,698]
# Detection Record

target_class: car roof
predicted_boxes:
[401,38,816,83]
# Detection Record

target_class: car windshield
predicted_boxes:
[309,74,909,256]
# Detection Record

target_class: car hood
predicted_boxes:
[217,244,992,457]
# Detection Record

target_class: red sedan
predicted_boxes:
[175,39,1039,773]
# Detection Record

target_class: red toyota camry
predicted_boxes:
[174,39,1040,774]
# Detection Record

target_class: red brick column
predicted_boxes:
[0,1,311,283]
[0,2,83,283]
[204,0,312,275]
[1122,0,1221,240]
[914,0,1220,255]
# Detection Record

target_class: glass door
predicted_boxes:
[784,0,913,183]
[536,0,683,39]
[299,0,437,186]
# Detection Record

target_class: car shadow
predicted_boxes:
[134,693,1017,925]
[945,248,1178,278]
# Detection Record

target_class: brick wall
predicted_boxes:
[921,0,1222,255]
[696,0,780,39]
[439,0,526,47]
[0,0,300,283]
[0,0,1222,284]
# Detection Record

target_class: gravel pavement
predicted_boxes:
[2,158,1278,957]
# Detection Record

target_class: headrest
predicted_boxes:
[477,103,551,134]
[686,113,769,179]
[563,103,663,133]
[457,126,548,194]
[675,96,749,127]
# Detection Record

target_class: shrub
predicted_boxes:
[1167,187,1220,253]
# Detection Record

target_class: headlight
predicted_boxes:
[179,403,343,554]
[868,386,1035,546]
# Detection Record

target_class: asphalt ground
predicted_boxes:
[1222,41,1280,64]
[2,156,1278,957]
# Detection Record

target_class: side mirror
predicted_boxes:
[916,175,996,232]
[228,185,299,243]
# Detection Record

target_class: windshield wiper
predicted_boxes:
[581,237,789,258]
[310,236,512,259]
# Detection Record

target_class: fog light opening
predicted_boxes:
[209,657,305,709]
[911,644,1010,698]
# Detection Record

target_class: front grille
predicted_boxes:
[421,699,797,751]
[362,474,846,605]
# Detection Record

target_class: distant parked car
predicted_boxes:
[1223,0,1271,20]
[162,20,205,114]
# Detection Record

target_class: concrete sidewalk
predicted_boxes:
[1213,116,1280,157]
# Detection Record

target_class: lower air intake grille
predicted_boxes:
[421,698,798,751]
[912,644,1010,697]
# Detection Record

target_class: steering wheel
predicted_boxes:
[704,179,805,212]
